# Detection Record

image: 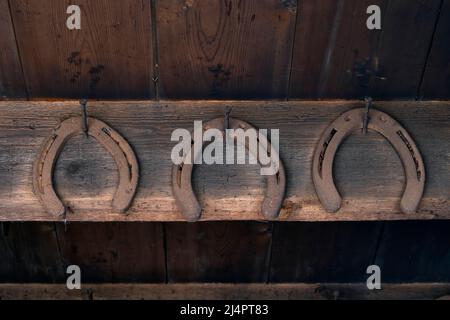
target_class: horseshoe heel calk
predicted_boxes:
[172,163,202,222]
[262,166,287,219]
[401,195,421,214]
[314,183,342,213]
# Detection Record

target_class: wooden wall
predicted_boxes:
[1,0,449,100]
[1,221,450,283]
[0,0,449,284]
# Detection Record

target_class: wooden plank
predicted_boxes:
[9,0,153,99]
[0,0,27,99]
[55,222,166,283]
[270,222,383,282]
[375,220,450,282]
[0,222,64,282]
[420,0,450,99]
[0,283,449,300]
[166,222,272,282]
[0,100,448,222]
[156,0,297,99]
[289,0,441,99]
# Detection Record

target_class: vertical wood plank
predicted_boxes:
[156,0,297,99]
[0,222,64,282]
[0,0,27,99]
[270,222,383,283]
[371,0,443,98]
[55,223,166,283]
[375,221,450,282]
[420,0,449,99]
[166,222,272,282]
[289,0,441,99]
[9,0,154,99]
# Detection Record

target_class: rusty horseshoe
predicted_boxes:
[33,116,139,216]
[172,117,286,222]
[312,108,425,214]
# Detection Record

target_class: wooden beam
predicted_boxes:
[0,283,449,300]
[0,100,448,222]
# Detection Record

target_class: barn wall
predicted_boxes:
[0,0,449,283]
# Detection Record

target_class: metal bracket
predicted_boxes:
[33,116,139,217]
[312,108,425,214]
[172,117,286,222]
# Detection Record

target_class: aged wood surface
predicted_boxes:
[55,222,166,283]
[0,0,26,99]
[156,0,296,99]
[166,222,272,282]
[0,283,450,300]
[270,222,383,282]
[375,220,450,282]
[1,0,447,100]
[8,0,154,99]
[0,100,448,222]
[289,0,442,99]
[0,222,64,282]
[420,0,450,99]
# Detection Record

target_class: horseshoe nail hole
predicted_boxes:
[345,116,351,122]
[102,127,111,136]
[239,124,246,129]
[176,165,183,187]
[380,115,388,123]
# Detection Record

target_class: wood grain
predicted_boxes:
[9,0,154,99]
[420,0,450,99]
[375,220,450,282]
[270,222,383,282]
[0,222,64,282]
[0,100,448,222]
[166,222,272,282]
[0,0,27,99]
[0,283,449,300]
[55,222,166,283]
[156,0,296,99]
[289,0,442,99]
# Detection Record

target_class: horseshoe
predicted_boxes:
[312,108,425,214]
[172,117,286,222]
[33,116,139,216]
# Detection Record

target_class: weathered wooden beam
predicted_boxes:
[0,283,449,300]
[0,100,448,222]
